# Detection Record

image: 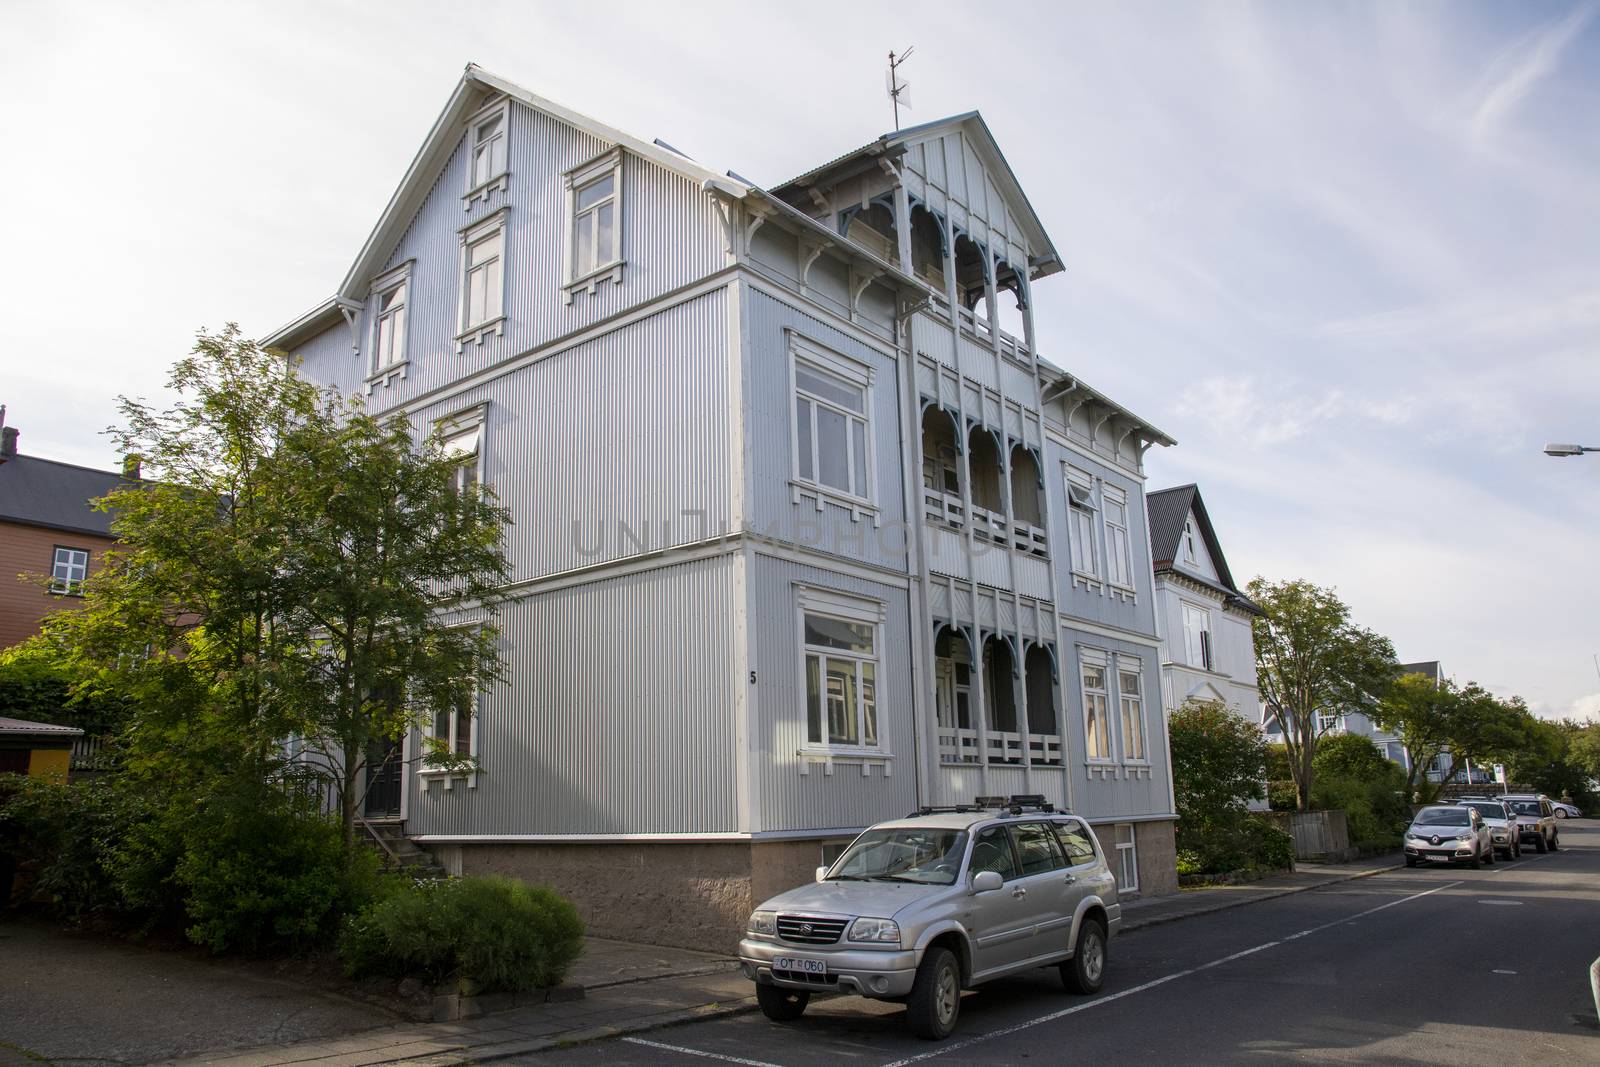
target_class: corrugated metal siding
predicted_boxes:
[1057,631,1172,822]
[291,322,363,398]
[405,288,732,583]
[407,552,741,835]
[318,98,726,415]
[747,554,917,832]
[745,288,910,574]
[1050,442,1157,635]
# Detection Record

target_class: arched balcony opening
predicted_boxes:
[1008,444,1049,556]
[843,201,898,263]
[967,424,1005,519]
[921,406,963,528]
[1024,644,1062,766]
[983,635,1022,765]
[908,205,947,291]
[952,233,992,340]
[933,627,978,764]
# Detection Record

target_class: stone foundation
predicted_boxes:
[1090,818,1179,900]
[442,837,853,952]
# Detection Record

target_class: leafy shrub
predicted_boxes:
[1312,770,1410,850]
[1313,734,1391,781]
[177,784,383,954]
[1168,701,1292,874]
[341,875,584,992]
[0,774,155,919]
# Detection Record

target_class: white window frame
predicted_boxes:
[456,209,509,349]
[436,404,488,495]
[418,624,487,791]
[795,586,888,760]
[462,97,510,208]
[365,260,413,391]
[1079,648,1115,763]
[1181,517,1200,566]
[1114,823,1138,893]
[563,148,624,301]
[788,333,878,521]
[50,546,89,595]
[1116,655,1148,764]
[1066,467,1100,581]
[1181,601,1213,671]
[1102,483,1133,590]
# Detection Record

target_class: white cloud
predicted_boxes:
[1468,3,1598,146]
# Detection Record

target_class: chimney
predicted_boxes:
[0,426,17,464]
[122,453,142,481]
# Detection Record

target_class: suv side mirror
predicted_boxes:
[971,870,1004,894]
[815,866,830,883]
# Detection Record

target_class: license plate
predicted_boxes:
[1428,855,1451,863]
[773,956,827,975]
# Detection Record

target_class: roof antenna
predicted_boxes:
[886,46,914,131]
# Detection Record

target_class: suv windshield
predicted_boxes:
[827,828,969,885]
[1460,803,1505,820]
[1509,801,1542,816]
[1414,808,1470,826]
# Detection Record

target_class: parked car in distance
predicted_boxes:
[1454,798,1521,860]
[738,796,1121,1040]
[1502,794,1559,852]
[1551,800,1582,819]
[1404,805,1494,868]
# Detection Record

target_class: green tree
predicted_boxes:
[1370,671,1458,801]
[1439,685,1532,798]
[53,326,511,844]
[1249,578,1397,812]
[1168,700,1290,873]
[1312,733,1391,782]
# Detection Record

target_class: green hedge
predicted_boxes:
[341,875,584,992]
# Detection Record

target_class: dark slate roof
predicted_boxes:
[0,454,125,537]
[1146,483,1263,615]
[1399,661,1441,682]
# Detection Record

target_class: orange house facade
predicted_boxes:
[0,422,124,649]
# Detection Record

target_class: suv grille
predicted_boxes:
[777,916,847,944]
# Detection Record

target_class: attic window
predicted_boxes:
[1181,518,1198,565]
[463,99,510,207]
[563,149,624,300]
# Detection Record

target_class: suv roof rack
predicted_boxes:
[905,795,1066,819]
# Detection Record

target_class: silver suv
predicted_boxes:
[738,798,1121,1040]
[1502,794,1560,853]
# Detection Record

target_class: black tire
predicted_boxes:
[1483,846,1495,865]
[906,946,961,1040]
[1405,856,1417,868]
[1061,917,1108,995]
[1534,833,1548,854]
[756,983,810,1022]
[1549,832,1559,852]
[1469,849,1481,870]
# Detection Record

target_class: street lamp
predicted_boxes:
[1543,443,1599,457]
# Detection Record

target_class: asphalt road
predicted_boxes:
[524,821,1600,1066]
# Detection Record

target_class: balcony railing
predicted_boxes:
[924,492,1048,558]
[937,727,981,764]
[981,731,1063,767]
[925,291,1030,367]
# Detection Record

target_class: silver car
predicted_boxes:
[1455,798,1521,860]
[1404,804,1494,868]
[1502,794,1560,853]
[738,798,1121,1040]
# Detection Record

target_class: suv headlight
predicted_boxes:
[747,911,777,937]
[1456,831,1475,842]
[848,917,901,944]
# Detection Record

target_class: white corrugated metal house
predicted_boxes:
[266,64,1181,949]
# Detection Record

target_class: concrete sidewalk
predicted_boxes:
[181,854,1406,1066]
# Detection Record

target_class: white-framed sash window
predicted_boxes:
[1066,467,1099,578]
[366,261,413,388]
[436,405,487,495]
[563,149,624,299]
[790,335,875,515]
[51,546,88,594]
[797,587,885,755]
[1103,484,1133,588]
[1182,602,1213,670]
[457,210,508,348]
[1114,823,1138,892]
[1117,656,1147,762]
[463,98,510,206]
[1080,650,1113,762]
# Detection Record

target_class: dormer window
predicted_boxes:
[563,149,624,300]
[463,99,510,207]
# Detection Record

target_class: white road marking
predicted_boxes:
[621,1037,786,1066]
[1493,969,1518,975]
[1478,899,1523,906]
[877,880,1465,1067]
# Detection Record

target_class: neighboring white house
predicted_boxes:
[265,64,1182,949]
[1147,485,1264,724]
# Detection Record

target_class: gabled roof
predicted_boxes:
[772,111,1063,281]
[0,453,124,538]
[0,716,83,738]
[1147,484,1261,614]
[264,64,753,351]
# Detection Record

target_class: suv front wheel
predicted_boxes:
[906,946,962,1040]
[756,983,810,1022]
[1061,917,1108,994]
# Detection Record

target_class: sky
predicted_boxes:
[2,1,1597,720]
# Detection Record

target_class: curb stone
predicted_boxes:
[1121,863,1404,934]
